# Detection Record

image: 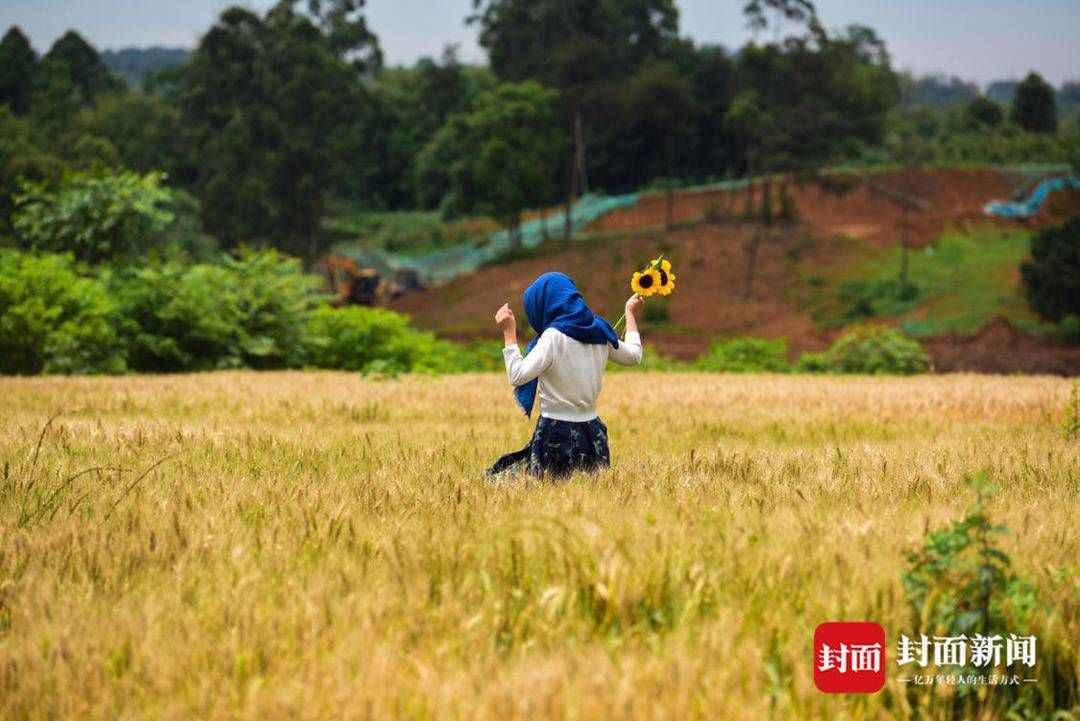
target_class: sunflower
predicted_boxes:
[652,258,676,296]
[631,268,661,297]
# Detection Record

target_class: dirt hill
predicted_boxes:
[388,167,1080,375]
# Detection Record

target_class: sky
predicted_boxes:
[1,0,1078,87]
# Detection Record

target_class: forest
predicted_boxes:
[1,0,1078,376]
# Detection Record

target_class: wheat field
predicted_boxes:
[1,371,1077,720]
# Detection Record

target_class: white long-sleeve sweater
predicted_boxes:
[503,328,643,421]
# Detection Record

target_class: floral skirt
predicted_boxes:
[486,416,611,480]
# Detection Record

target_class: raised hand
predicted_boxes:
[495,302,516,332]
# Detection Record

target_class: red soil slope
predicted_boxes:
[388,168,1079,375]
[588,167,1013,246]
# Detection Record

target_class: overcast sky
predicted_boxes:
[2,0,1078,87]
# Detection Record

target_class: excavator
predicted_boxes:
[323,254,421,306]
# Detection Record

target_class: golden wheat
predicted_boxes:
[1,372,1077,720]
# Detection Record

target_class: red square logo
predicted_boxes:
[814,622,886,693]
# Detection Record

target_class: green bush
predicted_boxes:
[693,337,791,373]
[0,246,501,376]
[898,472,1076,717]
[111,249,325,372]
[302,306,499,374]
[1021,215,1080,323]
[802,325,930,375]
[0,249,125,374]
[13,169,174,264]
[834,277,921,324]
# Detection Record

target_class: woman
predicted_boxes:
[487,272,644,479]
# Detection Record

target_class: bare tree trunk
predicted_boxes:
[899,204,910,291]
[574,108,588,196]
[743,177,756,221]
[761,173,773,225]
[743,229,760,299]
[564,153,575,241]
[665,134,675,230]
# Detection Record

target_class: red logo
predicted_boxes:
[814,622,886,693]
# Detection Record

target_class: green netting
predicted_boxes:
[336,192,639,284]
[337,164,1073,285]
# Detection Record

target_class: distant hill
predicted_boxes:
[100,46,189,87]
[985,80,1017,105]
[900,74,980,110]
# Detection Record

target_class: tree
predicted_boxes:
[964,96,1004,129]
[40,31,124,105]
[728,3,898,297]
[416,81,563,247]
[742,0,815,34]
[0,26,37,114]
[899,73,979,110]
[679,42,737,185]
[1011,71,1057,134]
[182,3,374,260]
[1021,216,1080,322]
[284,0,382,71]
[470,0,678,214]
[1058,81,1080,121]
[626,61,695,229]
[0,108,63,233]
[0,249,125,374]
[29,31,124,133]
[71,93,195,185]
[13,170,174,264]
[354,46,489,210]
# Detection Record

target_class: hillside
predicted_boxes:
[100,46,189,86]
[387,167,1080,374]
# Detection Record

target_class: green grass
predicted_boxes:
[323,201,496,257]
[807,227,1050,336]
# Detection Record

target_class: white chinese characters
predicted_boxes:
[896,634,1036,668]
[818,642,883,674]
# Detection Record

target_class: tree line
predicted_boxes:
[0,0,1077,266]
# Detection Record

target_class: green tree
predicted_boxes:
[742,0,815,34]
[0,108,63,233]
[416,81,562,246]
[111,249,324,371]
[13,170,175,264]
[1021,216,1080,322]
[1011,71,1057,134]
[470,0,678,206]
[0,249,125,374]
[182,4,373,261]
[625,61,696,229]
[71,93,194,184]
[728,7,898,296]
[40,31,123,106]
[964,96,1004,129]
[0,26,37,114]
[352,46,489,210]
[29,31,124,134]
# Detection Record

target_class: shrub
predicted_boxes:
[301,306,498,374]
[834,277,921,324]
[693,337,791,373]
[0,249,125,374]
[804,325,930,375]
[111,249,325,372]
[13,169,174,264]
[899,472,1077,717]
[1021,216,1080,323]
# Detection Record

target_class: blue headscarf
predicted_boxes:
[513,272,619,417]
